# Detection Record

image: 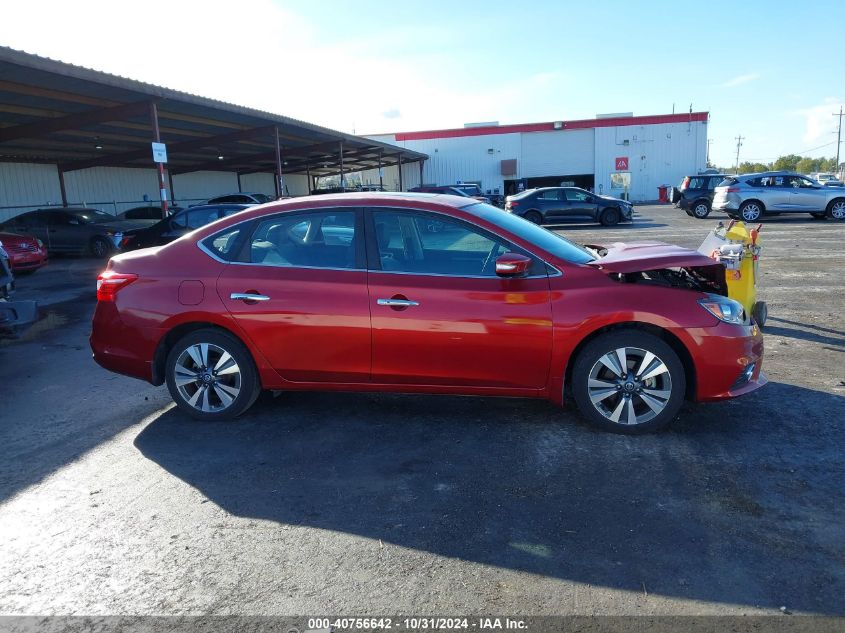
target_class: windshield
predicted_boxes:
[467,202,595,264]
[72,209,116,223]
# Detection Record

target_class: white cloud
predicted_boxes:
[0,1,567,136]
[720,73,760,88]
[799,98,844,145]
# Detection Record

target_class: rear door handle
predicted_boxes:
[377,298,419,307]
[230,292,270,302]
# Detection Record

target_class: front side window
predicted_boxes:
[372,210,520,277]
[249,210,358,269]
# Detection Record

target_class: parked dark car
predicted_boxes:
[410,185,491,203]
[116,205,183,221]
[505,187,633,226]
[672,174,728,219]
[0,208,135,258]
[91,192,765,434]
[0,231,48,273]
[120,204,252,250]
[207,193,273,205]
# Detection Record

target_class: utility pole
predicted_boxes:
[734,135,744,174]
[707,139,713,167]
[834,106,843,171]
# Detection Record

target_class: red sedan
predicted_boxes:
[90,193,765,434]
[0,231,48,273]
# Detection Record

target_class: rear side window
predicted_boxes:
[688,177,706,189]
[537,190,561,201]
[249,210,358,269]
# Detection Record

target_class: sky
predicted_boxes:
[1,0,843,168]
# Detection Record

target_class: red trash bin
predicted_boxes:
[658,185,668,203]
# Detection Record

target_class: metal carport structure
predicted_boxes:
[0,46,427,212]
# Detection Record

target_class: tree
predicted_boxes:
[773,154,802,172]
[795,157,819,174]
[737,161,771,174]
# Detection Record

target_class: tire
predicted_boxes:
[523,210,543,225]
[752,301,768,328]
[692,201,711,219]
[165,328,261,421]
[571,330,686,434]
[739,201,763,222]
[826,198,845,220]
[89,236,112,259]
[599,207,621,227]
[810,212,827,220]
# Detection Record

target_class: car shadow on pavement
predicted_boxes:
[134,381,845,614]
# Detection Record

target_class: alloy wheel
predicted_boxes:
[173,342,242,413]
[741,203,761,221]
[587,347,673,426]
[830,201,845,220]
[693,203,709,218]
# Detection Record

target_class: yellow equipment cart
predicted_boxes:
[698,220,767,327]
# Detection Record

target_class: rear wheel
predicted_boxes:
[524,210,542,225]
[572,330,686,434]
[599,207,621,226]
[165,328,261,421]
[827,198,845,220]
[739,201,763,222]
[692,201,711,219]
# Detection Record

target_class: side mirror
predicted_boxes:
[495,253,532,277]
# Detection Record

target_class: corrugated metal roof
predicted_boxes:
[0,46,426,176]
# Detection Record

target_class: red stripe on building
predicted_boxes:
[392,112,709,141]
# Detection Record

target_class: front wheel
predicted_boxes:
[89,237,112,259]
[599,207,621,226]
[827,198,845,220]
[165,328,261,421]
[572,330,686,434]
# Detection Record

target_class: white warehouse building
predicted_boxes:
[362,112,709,202]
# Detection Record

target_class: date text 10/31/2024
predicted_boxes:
[306,617,527,630]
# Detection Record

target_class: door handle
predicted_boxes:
[377,298,419,307]
[230,292,270,302]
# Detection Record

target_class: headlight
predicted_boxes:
[36,239,44,248]
[699,294,746,324]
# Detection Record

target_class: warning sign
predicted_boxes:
[615,156,629,170]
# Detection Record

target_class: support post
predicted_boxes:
[168,171,175,208]
[150,102,169,217]
[378,149,383,190]
[398,153,403,192]
[306,165,311,195]
[237,173,242,193]
[418,159,424,188]
[339,141,345,190]
[56,166,68,206]
[274,126,284,198]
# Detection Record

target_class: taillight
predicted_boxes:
[681,177,691,190]
[120,235,135,248]
[509,201,519,208]
[96,271,138,302]
[726,187,740,193]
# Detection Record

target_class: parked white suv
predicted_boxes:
[809,172,844,187]
[713,172,845,221]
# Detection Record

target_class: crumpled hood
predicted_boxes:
[586,240,719,273]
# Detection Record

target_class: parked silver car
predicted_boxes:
[713,172,845,221]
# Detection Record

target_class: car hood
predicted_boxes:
[585,240,717,273]
[598,194,627,203]
[93,219,143,232]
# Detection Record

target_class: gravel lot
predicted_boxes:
[1,206,843,617]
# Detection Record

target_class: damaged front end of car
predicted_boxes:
[0,240,38,338]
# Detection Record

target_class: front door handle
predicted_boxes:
[377,298,419,307]
[230,292,270,302]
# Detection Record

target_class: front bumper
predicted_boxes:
[685,321,766,402]
[0,299,38,335]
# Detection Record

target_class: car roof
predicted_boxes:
[735,171,803,178]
